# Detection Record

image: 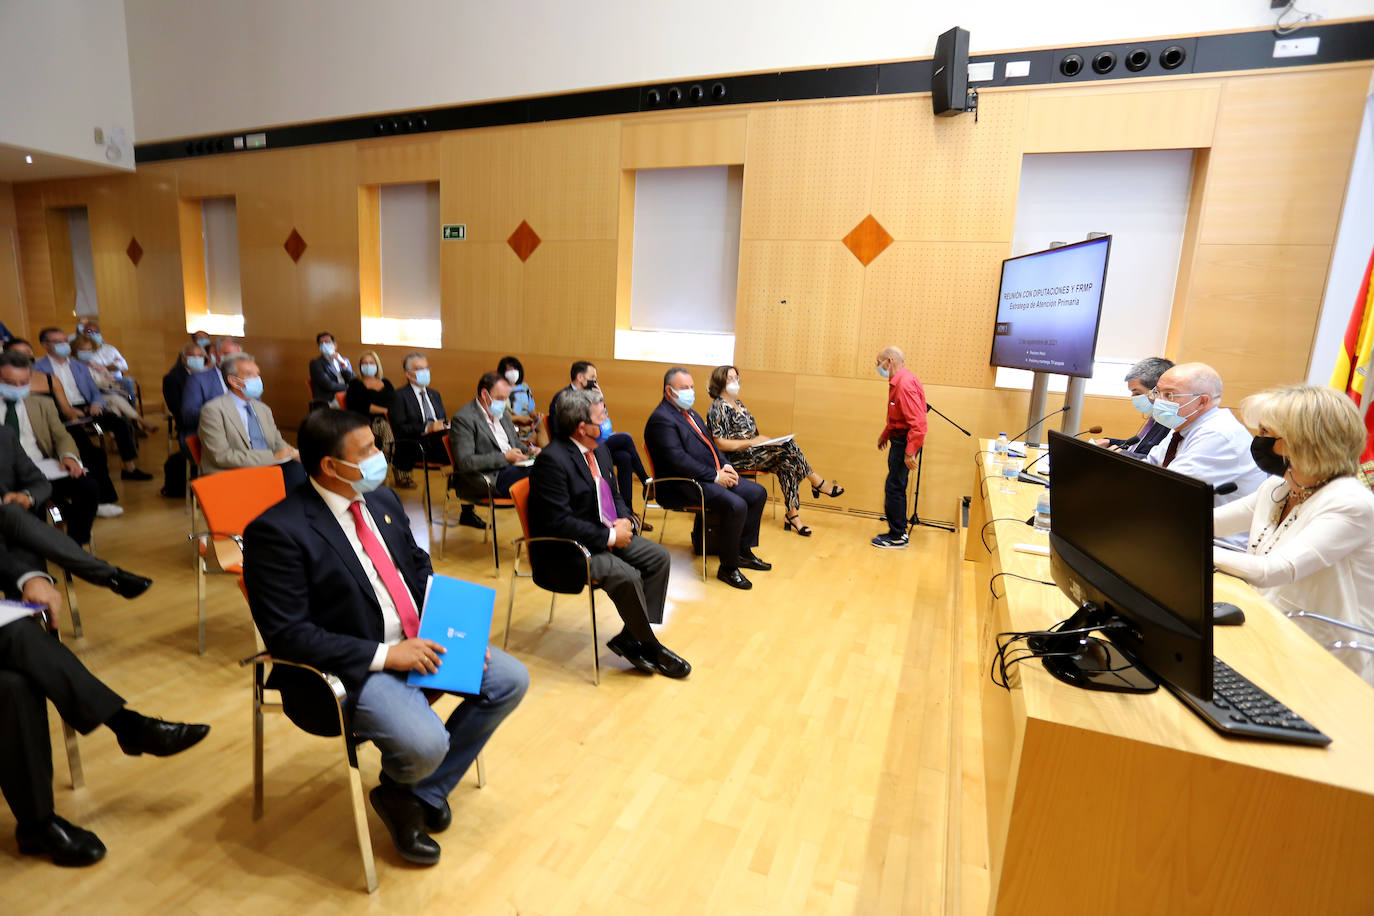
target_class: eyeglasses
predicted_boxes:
[1150,389,1202,404]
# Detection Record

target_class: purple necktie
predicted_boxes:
[585,451,618,528]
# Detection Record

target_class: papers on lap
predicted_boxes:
[755,434,794,447]
[406,575,495,697]
[0,601,46,630]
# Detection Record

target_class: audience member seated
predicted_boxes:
[161,342,208,498]
[4,339,72,417]
[528,387,690,678]
[1213,385,1374,684]
[389,352,450,492]
[450,372,539,508]
[706,364,842,537]
[0,352,102,545]
[197,353,305,489]
[71,335,155,436]
[1093,356,1174,458]
[345,350,396,456]
[77,319,135,400]
[180,336,240,434]
[243,409,528,867]
[309,331,354,406]
[0,552,201,868]
[35,328,151,482]
[644,367,770,590]
[497,355,544,448]
[550,360,652,530]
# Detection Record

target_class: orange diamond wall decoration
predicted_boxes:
[507,220,541,263]
[843,215,894,267]
[126,237,143,267]
[283,229,307,263]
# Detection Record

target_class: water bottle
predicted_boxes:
[1033,490,1052,531]
[1001,453,1020,494]
[994,432,1009,458]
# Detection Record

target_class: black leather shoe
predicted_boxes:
[738,554,772,572]
[120,469,153,481]
[716,568,752,590]
[108,568,152,599]
[378,771,452,833]
[369,784,441,865]
[606,630,659,674]
[652,646,691,679]
[458,507,487,530]
[116,717,210,757]
[16,815,106,867]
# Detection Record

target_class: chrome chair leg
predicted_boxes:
[62,570,83,639]
[588,590,599,686]
[475,751,487,789]
[252,662,265,821]
[61,721,83,789]
[548,592,556,625]
[343,743,379,894]
[504,548,519,650]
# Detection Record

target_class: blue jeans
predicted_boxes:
[351,646,528,809]
[884,432,910,536]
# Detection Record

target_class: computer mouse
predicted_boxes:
[1212,602,1245,626]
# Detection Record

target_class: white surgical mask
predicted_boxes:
[320,341,336,357]
[504,369,520,385]
[725,381,741,396]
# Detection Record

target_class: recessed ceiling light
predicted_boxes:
[24,155,33,164]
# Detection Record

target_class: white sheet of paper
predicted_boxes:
[0,601,43,630]
[755,434,794,447]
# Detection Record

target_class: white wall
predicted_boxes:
[123,0,1374,141]
[0,0,135,168]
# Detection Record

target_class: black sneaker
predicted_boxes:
[121,469,153,481]
[871,533,909,549]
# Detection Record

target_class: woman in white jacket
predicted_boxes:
[1213,385,1374,684]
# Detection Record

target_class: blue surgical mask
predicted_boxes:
[598,417,613,442]
[320,341,336,357]
[52,342,71,358]
[413,369,430,387]
[76,350,95,363]
[672,388,695,410]
[185,356,206,372]
[1131,393,1152,415]
[336,451,389,495]
[241,376,264,400]
[194,336,211,348]
[360,363,378,377]
[877,364,890,378]
[0,383,30,402]
[89,332,103,345]
[488,398,508,417]
[1151,394,1197,430]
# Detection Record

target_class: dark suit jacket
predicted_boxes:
[449,399,527,495]
[0,427,54,508]
[546,384,577,439]
[528,437,626,593]
[243,483,431,733]
[180,367,229,432]
[162,363,191,436]
[391,384,446,442]
[643,398,727,506]
[309,355,354,403]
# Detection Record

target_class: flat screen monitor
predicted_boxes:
[1046,431,1214,699]
[990,236,1111,378]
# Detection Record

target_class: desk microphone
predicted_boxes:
[1214,481,1238,496]
[1005,406,1069,453]
[1075,425,1103,438]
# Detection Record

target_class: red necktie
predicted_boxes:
[1162,432,1181,468]
[347,501,419,639]
[681,410,720,472]
[585,450,618,528]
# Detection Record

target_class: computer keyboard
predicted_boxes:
[1165,657,1331,747]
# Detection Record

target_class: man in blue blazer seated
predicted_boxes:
[643,366,770,590]
[528,387,690,678]
[243,409,528,867]
[180,336,239,434]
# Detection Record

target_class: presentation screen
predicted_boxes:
[989,236,1111,378]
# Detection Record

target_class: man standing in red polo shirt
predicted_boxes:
[873,346,927,549]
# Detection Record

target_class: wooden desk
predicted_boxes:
[970,444,1374,915]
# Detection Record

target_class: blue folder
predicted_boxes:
[406,575,495,696]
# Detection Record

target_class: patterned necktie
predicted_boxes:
[3,402,18,434]
[1162,431,1182,467]
[420,390,434,423]
[681,410,720,472]
[243,402,269,450]
[347,501,419,639]
[585,450,618,529]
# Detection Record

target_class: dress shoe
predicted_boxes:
[116,717,210,757]
[380,771,451,833]
[458,506,487,530]
[369,784,441,865]
[738,554,771,572]
[107,568,152,600]
[393,476,417,490]
[16,815,106,867]
[716,568,752,590]
[651,646,691,679]
[120,468,153,481]
[606,630,659,674]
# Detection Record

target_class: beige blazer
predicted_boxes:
[197,392,288,475]
[21,394,81,460]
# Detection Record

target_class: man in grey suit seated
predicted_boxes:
[197,353,306,489]
[449,371,539,501]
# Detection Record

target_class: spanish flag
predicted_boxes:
[1331,246,1374,468]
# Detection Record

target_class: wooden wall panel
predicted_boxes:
[287,145,362,340]
[1175,243,1333,400]
[14,185,56,333]
[0,183,23,336]
[1200,68,1370,247]
[522,120,619,240]
[742,101,877,241]
[440,128,524,244]
[43,205,76,320]
[621,115,748,169]
[856,242,1006,387]
[355,135,441,185]
[734,240,865,377]
[520,240,617,359]
[229,152,300,342]
[870,93,1024,243]
[442,242,523,349]
[1022,84,1220,153]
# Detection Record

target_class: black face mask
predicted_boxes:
[1250,436,1288,477]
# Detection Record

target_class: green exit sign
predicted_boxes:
[442,224,466,241]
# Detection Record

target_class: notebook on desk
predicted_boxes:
[406,576,495,697]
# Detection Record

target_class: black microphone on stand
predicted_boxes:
[1005,406,1069,456]
[1023,427,1101,473]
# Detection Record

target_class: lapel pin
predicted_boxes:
[383,514,392,524]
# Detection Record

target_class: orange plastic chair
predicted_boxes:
[439,436,515,571]
[334,391,347,408]
[642,453,708,581]
[503,478,602,684]
[184,433,203,513]
[188,465,286,654]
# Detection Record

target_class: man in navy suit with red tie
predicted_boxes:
[644,367,770,590]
